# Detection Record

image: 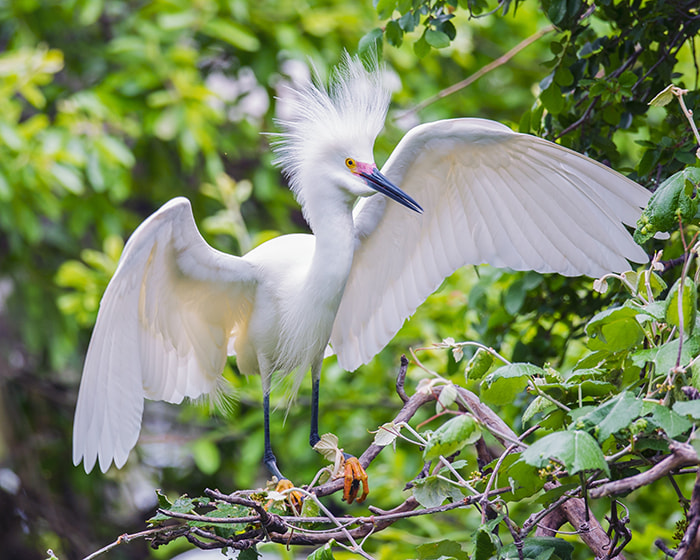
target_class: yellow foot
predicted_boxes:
[274,478,303,511]
[343,456,369,504]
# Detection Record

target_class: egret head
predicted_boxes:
[272,53,422,223]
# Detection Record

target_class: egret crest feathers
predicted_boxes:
[272,54,390,209]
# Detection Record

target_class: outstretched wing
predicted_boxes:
[73,197,258,473]
[331,118,650,371]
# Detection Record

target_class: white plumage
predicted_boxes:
[73,54,650,476]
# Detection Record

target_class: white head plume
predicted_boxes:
[272,53,391,216]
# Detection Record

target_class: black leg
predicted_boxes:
[309,375,321,448]
[263,391,285,480]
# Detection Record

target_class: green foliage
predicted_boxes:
[3,0,700,559]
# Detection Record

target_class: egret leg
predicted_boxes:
[261,372,302,507]
[309,359,322,448]
[308,357,369,503]
[262,390,285,481]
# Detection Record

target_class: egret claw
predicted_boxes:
[274,478,303,511]
[343,456,369,504]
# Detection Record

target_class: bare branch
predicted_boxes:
[590,442,700,499]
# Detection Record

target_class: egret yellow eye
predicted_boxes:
[345,158,356,170]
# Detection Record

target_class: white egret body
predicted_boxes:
[73,55,651,495]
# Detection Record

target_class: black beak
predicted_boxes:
[360,168,423,214]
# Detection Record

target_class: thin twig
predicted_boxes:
[394,25,555,120]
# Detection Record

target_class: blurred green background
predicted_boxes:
[0,0,698,559]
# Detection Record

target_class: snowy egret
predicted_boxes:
[73,54,651,503]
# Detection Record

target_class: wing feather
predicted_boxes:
[331,118,650,371]
[73,197,257,472]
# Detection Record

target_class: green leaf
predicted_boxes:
[307,540,335,560]
[375,0,397,19]
[504,458,546,500]
[51,163,84,195]
[649,84,676,107]
[666,277,697,335]
[673,400,700,420]
[472,528,498,560]
[191,438,221,475]
[155,489,172,510]
[149,493,196,524]
[373,421,400,446]
[635,167,700,242]
[201,19,261,51]
[239,547,261,560]
[523,430,610,476]
[414,34,431,57]
[650,404,693,438]
[501,537,573,560]
[423,414,481,461]
[576,391,642,441]
[398,10,419,31]
[540,83,564,114]
[585,305,645,352]
[465,348,493,380]
[437,383,458,412]
[359,28,383,55]
[481,363,543,405]
[633,334,700,377]
[554,66,574,87]
[417,539,468,560]
[522,395,555,425]
[412,474,465,507]
[425,29,450,48]
[98,136,135,167]
[385,20,403,47]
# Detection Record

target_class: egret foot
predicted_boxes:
[342,456,369,504]
[276,478,304,510]
[268,478,303,512]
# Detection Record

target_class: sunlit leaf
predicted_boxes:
[649,84,676,107]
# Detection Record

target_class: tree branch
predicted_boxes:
[590,442,699,499]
